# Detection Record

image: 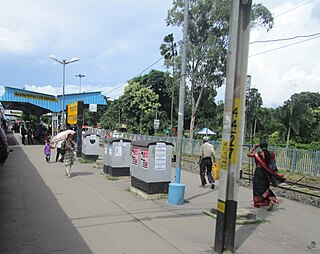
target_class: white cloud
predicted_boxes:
[24,85,58,96]
[247,0,320,107]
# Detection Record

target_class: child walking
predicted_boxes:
[44,140,52,163]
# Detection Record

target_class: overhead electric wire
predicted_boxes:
[274,0,314,18]
[249,34,320,57]
[105,55,166,95]
[250,32,320,44]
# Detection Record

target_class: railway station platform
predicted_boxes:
[0,132,319,254]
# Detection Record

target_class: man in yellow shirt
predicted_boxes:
[199,136,216,189]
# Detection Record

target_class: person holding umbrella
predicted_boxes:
[61,133,76,179]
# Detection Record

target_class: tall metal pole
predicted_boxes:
[175,0,189,184]
[214,1,252,253]
[49,55,79,131]
[170,63,175,135]
[62,60,66,130]
[75,74,85,93]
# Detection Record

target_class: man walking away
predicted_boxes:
[199,136,216,189]
[27,127,33,145]
[21,126,27,145]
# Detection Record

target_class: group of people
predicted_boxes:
[44,132,76,179]
[20,126,33,145]
[198,136,285,211]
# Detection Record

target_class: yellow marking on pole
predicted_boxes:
[220,140,230,171]
[217,200,225,213]
[229,98,241,164]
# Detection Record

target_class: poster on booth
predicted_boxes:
[155,143,166,171]
[115,145,122,157]
[141,148,149,169]
[131,146,138,166]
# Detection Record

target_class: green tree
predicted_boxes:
[99,99,121,130]
[245,88,263,141]
[166,0,274,140]
[279,92,320,146]
[160,33,178,133]
[83,101,107,127]
[120,81,161,134]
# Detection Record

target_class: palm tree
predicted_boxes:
[160,33,177,135]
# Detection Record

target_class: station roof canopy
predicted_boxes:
[0,86,107,116]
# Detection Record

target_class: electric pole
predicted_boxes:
[214,1,252,253]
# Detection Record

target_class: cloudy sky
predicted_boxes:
[0,0,319,108]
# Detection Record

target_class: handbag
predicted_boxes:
[212,162,220,180]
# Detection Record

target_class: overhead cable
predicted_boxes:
[249,35,320,57]
[250,32,320,44]
[105,55,165,95]
[274,0,314,18]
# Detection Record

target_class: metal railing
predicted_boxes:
[95,129,320,177]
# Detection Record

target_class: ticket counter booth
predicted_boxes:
[131,140,173,195]
[103,138,132,176]
[82,133,100,160]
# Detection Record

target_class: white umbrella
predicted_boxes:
[51,130,76,143]
[195,127,216,135]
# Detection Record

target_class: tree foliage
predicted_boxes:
[165,0,274,140]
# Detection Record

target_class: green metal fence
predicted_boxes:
[96,130,319,177]
[123,133,320,176]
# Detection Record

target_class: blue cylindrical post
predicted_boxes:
[168,183,185,205]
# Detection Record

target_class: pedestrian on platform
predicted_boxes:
[199,136,216,189]
[247,140,286,211]
[0,126,9,165]
[62,133,76,179]
[55,139,64,162]
[20,126,26,145]
[44,140,52,163]
[27,126,33,145]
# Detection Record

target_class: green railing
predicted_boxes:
[95,129,319,177]
[123,133,319,177]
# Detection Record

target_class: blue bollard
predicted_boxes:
[168,182,185,205]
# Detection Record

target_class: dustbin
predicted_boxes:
[82,133,100,160]
[131,140,174,195]
[103,138,132,176]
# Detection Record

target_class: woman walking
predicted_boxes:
[247,141,285,211]
[62,133,76,179]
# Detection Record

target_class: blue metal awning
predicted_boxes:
[0,86,107,115]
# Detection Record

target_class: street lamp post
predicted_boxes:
[49,55,79,130]
[75,74,85,93]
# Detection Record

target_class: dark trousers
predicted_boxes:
[56,148,61,162]
[27,135,33,145]
[200,157,214,186]
[56,148,64,162]
[22,135,26,145]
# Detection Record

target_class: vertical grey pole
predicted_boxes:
[175,0,189,183]
[62,61,66,130]
[214,1,252,253]
[170,63,175,135]
[76,101,84,157]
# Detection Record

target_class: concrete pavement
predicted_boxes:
[0,132,319,254]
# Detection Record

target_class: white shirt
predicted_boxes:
[57,140,63,149]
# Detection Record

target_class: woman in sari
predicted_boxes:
[62,133,76,179]
[247,141,285,211]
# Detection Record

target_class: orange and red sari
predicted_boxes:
[249,151,286,207]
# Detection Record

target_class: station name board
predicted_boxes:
[14,92,58,102]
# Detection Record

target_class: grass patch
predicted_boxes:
[78,158,95,164]
[106,175,119,181]
[125,187,131,192]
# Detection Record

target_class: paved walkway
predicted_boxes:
[0,132,319,254]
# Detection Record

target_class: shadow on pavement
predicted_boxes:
[0,134,93,254]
